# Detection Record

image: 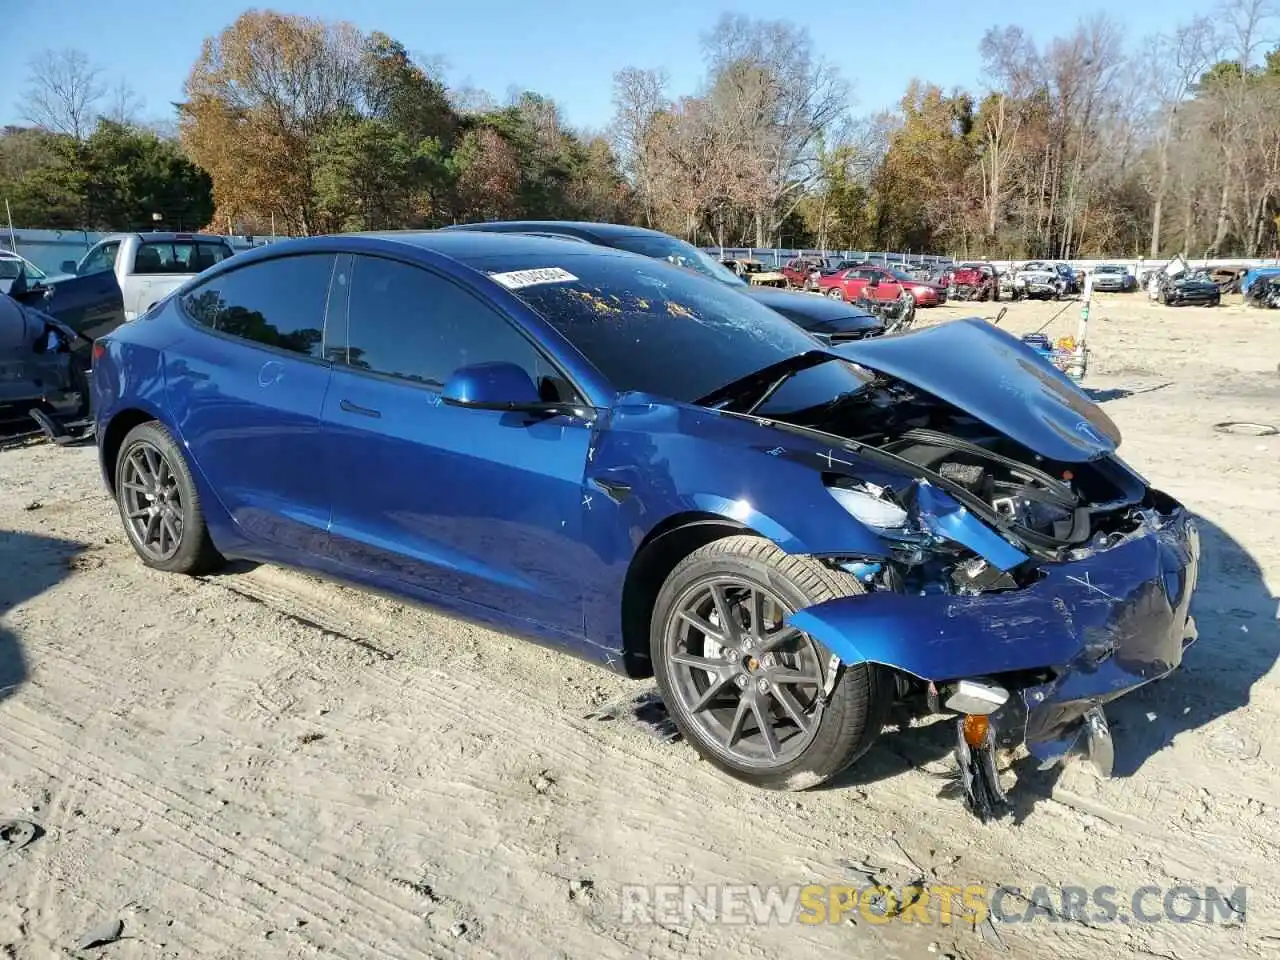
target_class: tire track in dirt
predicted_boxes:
[87,562,952,956]
[0,705,455,960]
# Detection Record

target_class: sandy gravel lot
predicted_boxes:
[1,293,1277,960]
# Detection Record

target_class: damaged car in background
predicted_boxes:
[1244,272,1280,307]
[947,261,999,301]
[91,232,1200,820]
[1,291,94,443]
[1147,255,1221,307]
[1010,260,1072,300]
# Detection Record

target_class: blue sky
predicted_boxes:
[2,0,1218,133]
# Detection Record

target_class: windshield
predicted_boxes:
[611,234,748,287]
[492,251,872,406]
[1096,265,1123,273]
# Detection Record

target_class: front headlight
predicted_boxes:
[828,483,909,531]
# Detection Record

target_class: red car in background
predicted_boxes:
[781,257,818,289]
[888,267,948,306]
[948,262,999,301]
[818,264,947,306]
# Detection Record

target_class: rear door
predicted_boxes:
[165,253,338,557]
[319,252,593,636]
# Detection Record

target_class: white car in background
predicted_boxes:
[0,250,50,295]
[1011,260,1067,299]
[61,232,237,320]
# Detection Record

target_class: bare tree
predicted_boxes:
[1137,17,1218,256]
[609,67,669,225]
[700,14,852,246]
[104,79,144,126]
[1204,0,1277,252]
[21,48,106,139]
[448,84,497,115]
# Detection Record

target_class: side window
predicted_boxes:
[134,242,181,274]
[79,242,119,276]
[180,253,335,359]
[195,242,234,271]
[135,241,234,274]
[338,255,573,401]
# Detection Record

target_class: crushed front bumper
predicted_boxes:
[788,508,1200,773]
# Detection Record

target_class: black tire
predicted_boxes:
[114,420,224,575]
[652,534,891,790]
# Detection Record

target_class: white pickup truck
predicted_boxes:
[61,232,236,321]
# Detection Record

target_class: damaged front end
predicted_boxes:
[756,321,1201,818]
[791,492,1198,819]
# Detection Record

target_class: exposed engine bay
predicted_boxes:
[770,371,1154,590]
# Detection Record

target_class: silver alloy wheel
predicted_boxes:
[119,441,184,562]
[664,575,826,768]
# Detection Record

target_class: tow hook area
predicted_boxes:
[955,714,1008,822]
[1079,706,1114,778]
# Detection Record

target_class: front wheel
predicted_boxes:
[115,421,225,574]
[825,287,845,300]
[652,535,891,790]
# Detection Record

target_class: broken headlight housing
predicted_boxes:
[825,476,1022,595]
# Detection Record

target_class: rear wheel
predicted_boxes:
[825,287,845,301]
[115,421,224,574]
[652,535,891,790]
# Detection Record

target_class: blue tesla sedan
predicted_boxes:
[91,231,1198,817]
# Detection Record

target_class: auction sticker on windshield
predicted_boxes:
[490,267,579,289]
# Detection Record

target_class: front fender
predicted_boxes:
[590,402,904,561]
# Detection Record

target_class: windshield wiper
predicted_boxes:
[694,350,840,415]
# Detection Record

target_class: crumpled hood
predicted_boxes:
[836,317,1121,462]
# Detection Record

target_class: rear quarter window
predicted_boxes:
[180,253,335,359]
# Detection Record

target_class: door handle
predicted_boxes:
[339,398,381,418]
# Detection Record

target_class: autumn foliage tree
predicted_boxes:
[178,11,633,235]
[14,5,1280,257]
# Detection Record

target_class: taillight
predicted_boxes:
[92,340,108,362]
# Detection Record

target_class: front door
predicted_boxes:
[31,271,125,342]
[320,252,593,637]
[164,252,339,557]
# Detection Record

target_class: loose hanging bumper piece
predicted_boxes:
[955,714,1008,822]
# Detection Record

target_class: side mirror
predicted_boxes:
[441,361,542,410]
[60,260,78,275]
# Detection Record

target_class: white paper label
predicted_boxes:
[489,267,578,289]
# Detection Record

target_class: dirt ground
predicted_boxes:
[1,293,1277,960]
